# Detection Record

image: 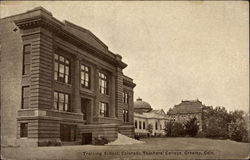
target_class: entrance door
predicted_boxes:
[81,98,91,121]
[82,133,92,145]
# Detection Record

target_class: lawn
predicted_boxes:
[1,137,249,160]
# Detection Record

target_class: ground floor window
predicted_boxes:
[20,123,28,137]
[143,121,146,129]
[60,124,76,141]
[99,102,109,117]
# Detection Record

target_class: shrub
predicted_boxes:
[164,121,185,137]
[228,119,249,142]
[195,132,206,138]
[38,139,61,146]
[94,136,109,145]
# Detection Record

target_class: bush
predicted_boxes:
[195,132,206,138]
[38,139,61,146]
[94,136,109,145]
[164,121,185,137]
[228,120,249,142]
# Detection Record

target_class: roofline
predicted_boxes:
[64,20,109,50]
[7,6,128,69]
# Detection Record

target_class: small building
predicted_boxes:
[134,98,169,137]
[167,99,204,131]
[0,7,136,147]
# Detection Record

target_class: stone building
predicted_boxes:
[0,7,136,146]
[134,98,169,137]
[167,99,204,131]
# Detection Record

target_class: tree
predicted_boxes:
[164,121,174,137]
[172,122,185,137]
[185,117,199,137]
[202,106,230,138]
[205,116,227,138]
[228,110,249,142]
[164,121,185,137]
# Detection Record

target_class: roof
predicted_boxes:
[148,109,166,115]
[2,7,128,69]
[134,98,152,109]
[168,99,203,115]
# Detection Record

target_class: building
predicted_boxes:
[134,98,169,137]
[0,7,136,146]
[167,99,204,131]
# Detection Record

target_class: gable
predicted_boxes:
[64,21,108,53]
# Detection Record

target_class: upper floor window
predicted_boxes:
[54,91,70,112]
[81,64,90,89]
[123,109,129,122]
[21,86,30,109]
[99,102,109,117]
[23,44,31,75]
[99,72,108,94]
[123,92,129,104]
[54,53,70,84]
[20,123,28,138]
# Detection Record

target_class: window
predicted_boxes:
[54,91,70,112]
[139,121,142,129]
[123,91,129,104]
[125,110,129,122]
[135,120,137,129]
[54,53,70,84]
[21,86,30,109]
[23,44,31,75]
[155,122,158,130]
[20,123,28,137]
[99,102,109,117]
[60,124,76,141]
[160,124,162,130]
[143,121,146,129]
[99,72,108,94]
[81,64,90,89]
[123,109,129,122]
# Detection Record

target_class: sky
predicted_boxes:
[1,1,249,112]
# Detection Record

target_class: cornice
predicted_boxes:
[123,78,136,88]
[14,14,127,69]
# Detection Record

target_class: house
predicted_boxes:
[0,7,136,146]
[167,99,204,131]
[134,98,169,137]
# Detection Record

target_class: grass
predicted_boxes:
[1,137,249,160]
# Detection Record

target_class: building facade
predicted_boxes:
[0,7,136,146]
[167,99,204,132]
[134,98,169,137]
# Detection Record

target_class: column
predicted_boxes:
[73,58,81,113]
[110,74,116,118]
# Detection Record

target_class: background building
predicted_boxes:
[134,98,169,137]
[167,99,204,132]
[0,7,136,146]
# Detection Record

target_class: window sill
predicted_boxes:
[55,81,72,88]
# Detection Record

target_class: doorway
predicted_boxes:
[81,98,91,121]
[82,133,92,145]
